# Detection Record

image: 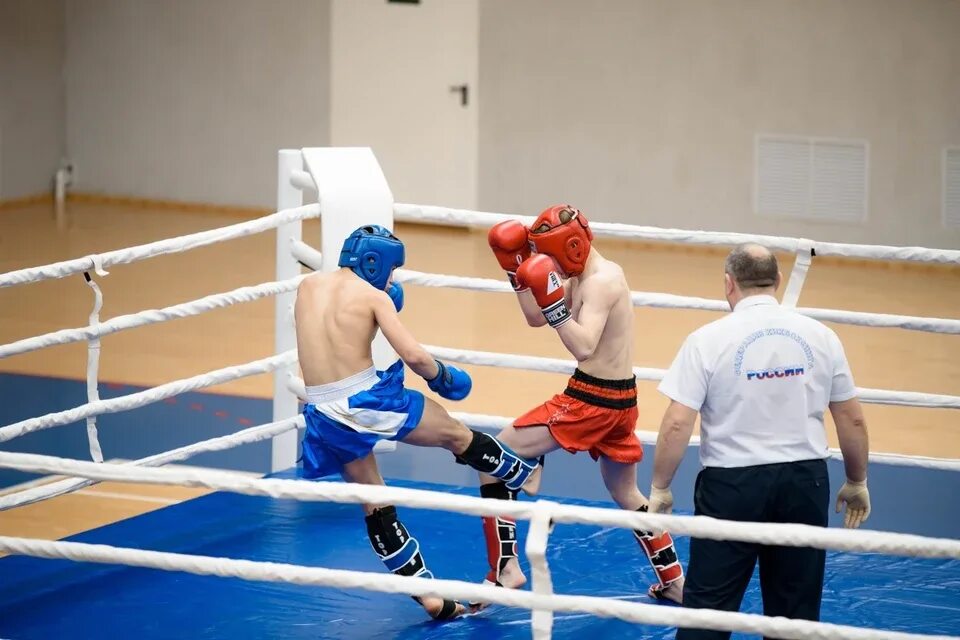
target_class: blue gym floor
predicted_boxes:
[1,473,958,639]
[0,372,272,490]
[1,372,959,638]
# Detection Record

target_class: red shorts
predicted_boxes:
[514,369,642,464]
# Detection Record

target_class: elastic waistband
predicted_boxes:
[572,368,636,390]
[565,368,637,410]
[305,366,377,404]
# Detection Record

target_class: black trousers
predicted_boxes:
[676,458,829,640]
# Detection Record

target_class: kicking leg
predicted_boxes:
[401,398,543,492]
[342,454,465,620]
[490,423,561,495]
[600,456,684,604]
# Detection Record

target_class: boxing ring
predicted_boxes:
[0,147,958,639]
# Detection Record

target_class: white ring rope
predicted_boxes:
[395,269,960,335]
[83,273,106,464]
[0,538,949,640]
[0,203,320,289]
[0,350,297,444]
[394,204,960,265]
[446,412,960,472]
[0,171,953,638]
[854,388,960,409]
[284,375,960,472]
[290,238,323,270]
[0,416,303,511]
[0,276,307,360]
[1,451,957,559]
[424,345,960,410]
[793,305,960,335]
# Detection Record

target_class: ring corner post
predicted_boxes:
[302,147,397,368]
[526,503,555,639]
[271,149,304,473]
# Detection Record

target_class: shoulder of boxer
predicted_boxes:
[580,261,628,299]
[345,282,394,327]
[368,285,398,312]
[296,270,328,294]
[585,254,626,283]
[572,269,627,323]
[295,272,337,316]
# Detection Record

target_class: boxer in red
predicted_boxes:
[477,205,685,604]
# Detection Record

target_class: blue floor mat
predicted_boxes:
[1,476,958,639]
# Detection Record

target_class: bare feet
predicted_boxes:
[419,596,466,620]
[470,558,528,612]
[496,558,528,590]
[649,576,684,604]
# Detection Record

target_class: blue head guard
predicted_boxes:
[338,225,405,290]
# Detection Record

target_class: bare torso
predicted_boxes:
[568,253,635,380]
[295,270,380,386]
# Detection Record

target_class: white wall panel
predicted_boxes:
[479,0,960,249]
[64,0,331,207]
[945,148,960,229]
[0,0,66,200]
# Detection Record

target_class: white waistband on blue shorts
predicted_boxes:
[305,366,378,404]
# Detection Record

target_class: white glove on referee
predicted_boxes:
[836,479,871,529]
[647,485,674,515]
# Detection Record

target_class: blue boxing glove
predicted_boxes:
[387,282,404,312]
[427,359,472,400]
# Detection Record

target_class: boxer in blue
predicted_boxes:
[295,225,540,620]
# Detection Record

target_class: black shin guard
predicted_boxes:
[365,506,461,619]
[456,430,539,491]
[366,505,430,577]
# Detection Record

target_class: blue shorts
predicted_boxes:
[299,359,424,479]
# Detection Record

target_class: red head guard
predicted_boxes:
[528,205,594,276]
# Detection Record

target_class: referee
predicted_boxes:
[649,243,871,638]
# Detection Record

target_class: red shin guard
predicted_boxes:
[634,506,683,587]
[479,482,518,583]
[634,529,683,586]
[481,514,517,583]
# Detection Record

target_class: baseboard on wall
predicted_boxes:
[0,193,53,211]
[66,192,272,218]
[3,191,953,272]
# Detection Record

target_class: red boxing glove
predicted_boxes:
[515,254,570,328]
[488,220,531,291]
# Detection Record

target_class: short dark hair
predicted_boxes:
[724,243,778,289]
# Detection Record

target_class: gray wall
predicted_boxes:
[5,0,959,249]
[64,0,331,207]
[0,0,65,200]
[479,0,960,249]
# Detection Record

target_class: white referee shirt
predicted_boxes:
[658,295,857,468]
